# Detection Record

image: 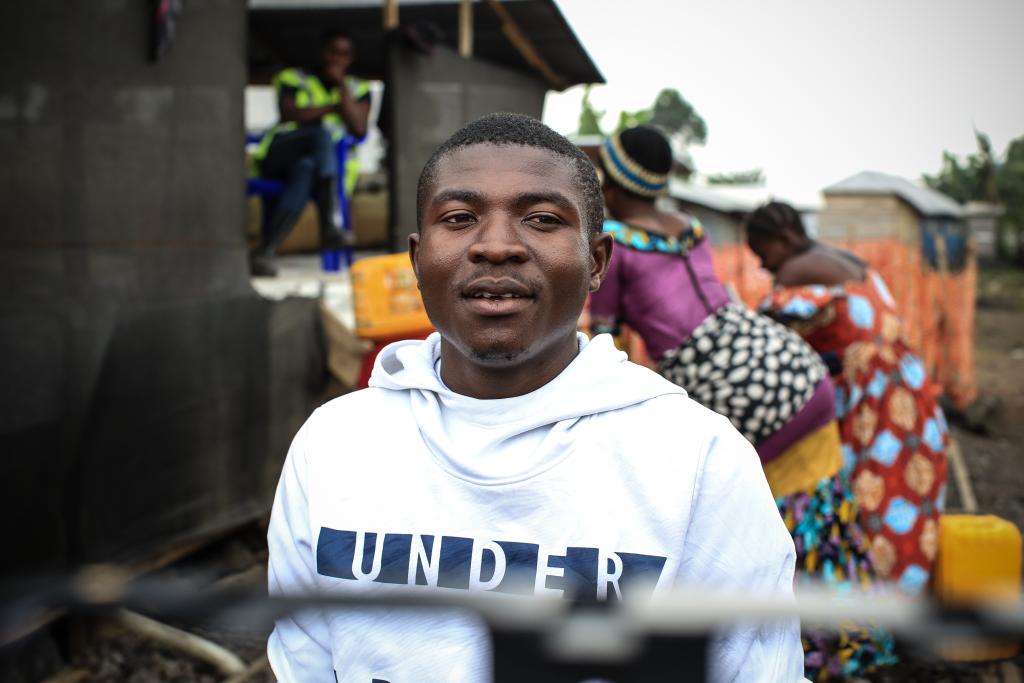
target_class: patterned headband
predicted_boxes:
[599,132,669,198]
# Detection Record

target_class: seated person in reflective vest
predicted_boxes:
[251,28,370,276]
[266,113,806,682]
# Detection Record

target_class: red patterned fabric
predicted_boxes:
[761,271,949,595]
[712,239,977,408]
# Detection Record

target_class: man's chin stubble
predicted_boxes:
[469,346,526,365]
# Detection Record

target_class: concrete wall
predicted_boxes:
[386,41,548,251]
[818,194,921,245]
[0,1,322,573]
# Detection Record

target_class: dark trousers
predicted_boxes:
[261,125,337,220]
[257,126,339,254]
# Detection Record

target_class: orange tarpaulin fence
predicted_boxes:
[712,240,977,409]
[591,241,977,410]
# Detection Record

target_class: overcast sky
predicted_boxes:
[542,0,1024,206]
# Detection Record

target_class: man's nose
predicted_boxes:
[467,215,529,264]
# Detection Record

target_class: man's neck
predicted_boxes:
[437,334,580,400]
[313,66,341,88]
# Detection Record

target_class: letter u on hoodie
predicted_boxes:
[267,332,806,682]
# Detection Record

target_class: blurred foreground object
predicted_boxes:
[6,567,1024,681]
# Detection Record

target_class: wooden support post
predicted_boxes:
[459,0,473,58]
[383,0,399,29]
[947,438,978,513]
[483,0,564,89]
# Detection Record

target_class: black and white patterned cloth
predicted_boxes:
[658,303,826,445]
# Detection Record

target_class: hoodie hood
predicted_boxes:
[368,332,686,485]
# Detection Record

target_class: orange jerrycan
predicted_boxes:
[350,253,433,341]
[933,514,1022,661]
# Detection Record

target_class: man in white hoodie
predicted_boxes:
[267,113,805,681]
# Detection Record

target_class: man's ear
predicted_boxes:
[409,233,421,286]
[588,232,613,292]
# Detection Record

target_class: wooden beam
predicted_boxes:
[383,0,399,29]
[115,609,247,676]
[459,0,474,58]
[483,0,564,89]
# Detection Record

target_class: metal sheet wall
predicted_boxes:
[0,1,323,574]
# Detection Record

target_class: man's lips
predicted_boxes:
[460,277,535,316]
[461,277,534,299]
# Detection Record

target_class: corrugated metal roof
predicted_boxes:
[248,0,603,88]
[824,170,961,218]
[668,181,765,214]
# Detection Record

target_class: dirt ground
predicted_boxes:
[867,265,1024,682]
[949,266,1024,529]
[21,266,1024,682]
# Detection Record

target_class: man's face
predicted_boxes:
[411,144,609,368]
[322,36,354,74]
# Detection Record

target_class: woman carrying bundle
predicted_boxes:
[747,201,948,599]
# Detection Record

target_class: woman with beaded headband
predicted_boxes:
[591,126,895,680]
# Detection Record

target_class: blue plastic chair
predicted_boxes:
[246,132,364,271]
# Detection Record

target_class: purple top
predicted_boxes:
[589,221,730,360]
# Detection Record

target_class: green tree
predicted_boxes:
[576,85,605,136]
[649,88,707,146]
[577,87,706,176]
[924,130,1024,262]
[707,169,765,186]
[998,135,1024,260]
[923,130,997,203]
[614,107,652,132]
[611,88,708,146]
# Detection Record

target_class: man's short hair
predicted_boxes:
[416,112,604,237]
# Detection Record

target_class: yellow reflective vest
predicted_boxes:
[254,68,370,192]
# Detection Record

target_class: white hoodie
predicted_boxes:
[267,333,804,682]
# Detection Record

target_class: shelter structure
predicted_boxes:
[963,201,1004,263]
[248,0,604,251]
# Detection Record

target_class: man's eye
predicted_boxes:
[441,213,475,224]
[527,214,562,227]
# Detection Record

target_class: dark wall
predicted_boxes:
[0,1,322,573]
[386,41,548,250]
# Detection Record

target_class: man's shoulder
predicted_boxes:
[272,67,308,90]
[293,388,410,468]
[604,387,737,442]
[310,386,405,426]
